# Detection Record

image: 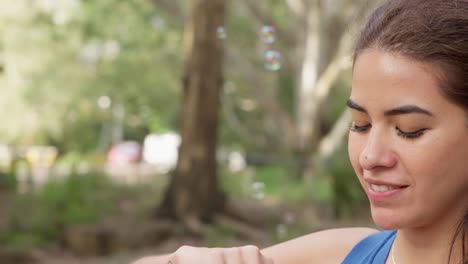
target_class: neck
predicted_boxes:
[394,209,465,264]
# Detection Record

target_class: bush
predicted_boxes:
[4,172,117,249]
[0,170,17,191]
[220,165,315,204]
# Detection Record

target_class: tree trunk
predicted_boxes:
[157,0,226,234]
[294,0,371,179]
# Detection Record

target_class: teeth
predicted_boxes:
[370,184,398,193]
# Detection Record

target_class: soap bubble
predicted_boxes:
[260,25,276,44]
[276,224,288,239]
[97,96,111,109]
[252,181,265,200]
[217,26,227,39]
[151,16,166,31]
[264,50,282,71]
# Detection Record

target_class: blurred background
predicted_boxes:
[0,0,380,263]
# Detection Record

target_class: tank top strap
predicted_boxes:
[342,230,397,264]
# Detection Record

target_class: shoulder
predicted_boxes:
[261,227,379,264]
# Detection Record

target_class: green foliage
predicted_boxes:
[315,142,368,219]
[254,166,315,203]
[219,166,255,199]
[0,0,377,254]
[220,165,315,204]
[206,222,241,247]
[40,173,114,224]
[3,172,117,249]
[0,169,17,191]
[270,222,311,244]
[2,0,182,149]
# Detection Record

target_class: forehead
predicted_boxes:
[351,49,444,109]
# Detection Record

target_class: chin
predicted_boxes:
[370,204,403,230]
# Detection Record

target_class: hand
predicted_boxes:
[133,245,274,264]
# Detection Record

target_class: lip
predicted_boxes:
[367,184,408,202]
[364,178,409,202]
[364,178,408,186]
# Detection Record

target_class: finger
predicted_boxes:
[224,247,242,264]
[203,248,225,264]
[174,246,210,263]
[167,253,178,264]
[261,255,274,264]
[240,245,262,264]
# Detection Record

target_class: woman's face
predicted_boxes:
[348,49,468,230]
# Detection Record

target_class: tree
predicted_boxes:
[235,0,378,177]
[0,0,182,149]
[150,0,379,223]
[156,0,226,234]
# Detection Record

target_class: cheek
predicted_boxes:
[417,139,468,189]
[402,132,468,201]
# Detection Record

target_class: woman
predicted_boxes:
[134,0,468,263]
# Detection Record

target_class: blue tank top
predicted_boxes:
[342,230,397,263]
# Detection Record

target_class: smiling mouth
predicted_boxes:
[369,184,409,193]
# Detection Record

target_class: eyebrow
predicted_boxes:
[346,99,433,117]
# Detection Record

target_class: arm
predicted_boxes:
[261,227,378,264]
[132,227,378,264]
[132,254,171,264]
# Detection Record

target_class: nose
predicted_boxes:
[359,129,398,170]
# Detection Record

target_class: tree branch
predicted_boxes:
[152,0,185,24]
[317,109,351,160]
[151,0,296,148]
[226,44,297,148]
[298,3,365,150]
[235,0,298,76]
[285,0,307,18]
[308,0,375,113]
[239,0,297,48]
[296,44,352,151]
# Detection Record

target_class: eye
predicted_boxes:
[396,127,427,139]
[350,122,371,132]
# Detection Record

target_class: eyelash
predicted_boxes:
[350,124,427,139]
[350,124,371,133]
[397,128,426,139]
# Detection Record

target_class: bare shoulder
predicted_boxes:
[261,227,378,264]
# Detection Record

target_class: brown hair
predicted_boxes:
[354,0,468,263]
[354,0,468,110]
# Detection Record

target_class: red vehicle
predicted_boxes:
[107,141,142,165]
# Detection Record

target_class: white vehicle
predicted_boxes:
[142,132,180,173]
